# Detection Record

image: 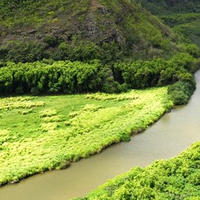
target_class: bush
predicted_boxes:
[0,51,198,101]
[168,81,195,105]
[113,53,198,89]
[168,89,189,105]
[43,35,59,47]
[1,41,44,63]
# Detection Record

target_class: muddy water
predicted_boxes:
[1,72,200,200]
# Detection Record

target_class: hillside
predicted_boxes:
[0,0,199,102]
[0,0,185,63]
[135,0,200,47]
[134,0,200,14]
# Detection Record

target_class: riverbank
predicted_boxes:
[1,71,200,200]
[0,87,173,186]
[77,141,200,199]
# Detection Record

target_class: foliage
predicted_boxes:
[113,52,199,104]
[114,52,197,87]
[168,81,194,105]
[76,141,200,200]
[0,0,187,63]
[134,0,200,47]
[0,51,199,105]
[0,0,199,193]
[134,0,200,15]
[0,87,173,185]
[0,60,105,95]
[0,41,44,63]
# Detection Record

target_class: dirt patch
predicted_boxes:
[91,0,101,9]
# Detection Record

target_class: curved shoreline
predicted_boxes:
[80,141,200,199]
[0,87,173,186]
[0,70,200,199]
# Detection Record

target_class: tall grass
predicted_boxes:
[0,87,173,185]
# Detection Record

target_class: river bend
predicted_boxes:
[1,72,200,200]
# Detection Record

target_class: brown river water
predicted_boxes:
[1,71,200,200]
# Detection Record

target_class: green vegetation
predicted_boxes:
[0,60,105,95]
[134,0,200,47]
[0,50,199,104]
[113,50,200,103]
[0,87,173,185]
[0,0,199,105]
[0,0,199,192]
[162,13,200,47]
[134,0,200,15]
[76,141,200,199]
[0,0,189,63]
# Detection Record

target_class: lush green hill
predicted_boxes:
[134,0,200,14]
[75,141,200,199]
[0,0,188,63]
[134,0,200,47]
[0,0,199,103]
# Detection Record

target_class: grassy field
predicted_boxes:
[0,87,173,185]
[76,141,200,199]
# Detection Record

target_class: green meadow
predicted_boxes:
[0,87,173,185]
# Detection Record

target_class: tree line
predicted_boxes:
[0,52,199,104]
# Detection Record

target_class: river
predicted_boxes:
[1,71,200,200]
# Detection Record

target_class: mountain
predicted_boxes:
[135,0,200,47]
[0,0,184,63]
[134,0,200,14]
[0,0,199,102]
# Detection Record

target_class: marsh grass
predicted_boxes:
[0,87,173,185]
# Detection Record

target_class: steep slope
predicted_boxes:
[135,0,200,47]
[134,0,200,15]
[0,0,182,63]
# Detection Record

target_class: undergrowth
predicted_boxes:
[0,87,173,185]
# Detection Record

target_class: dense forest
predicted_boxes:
[0,52,198,105]
[0,0,200,105]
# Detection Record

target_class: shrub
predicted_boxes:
[168,81,195,105]
[43,35,58,47]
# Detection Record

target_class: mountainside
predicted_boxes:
[0,0,199,101]
[0,0,184,63]
[135,0,200,47]
[135,0,200,14]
